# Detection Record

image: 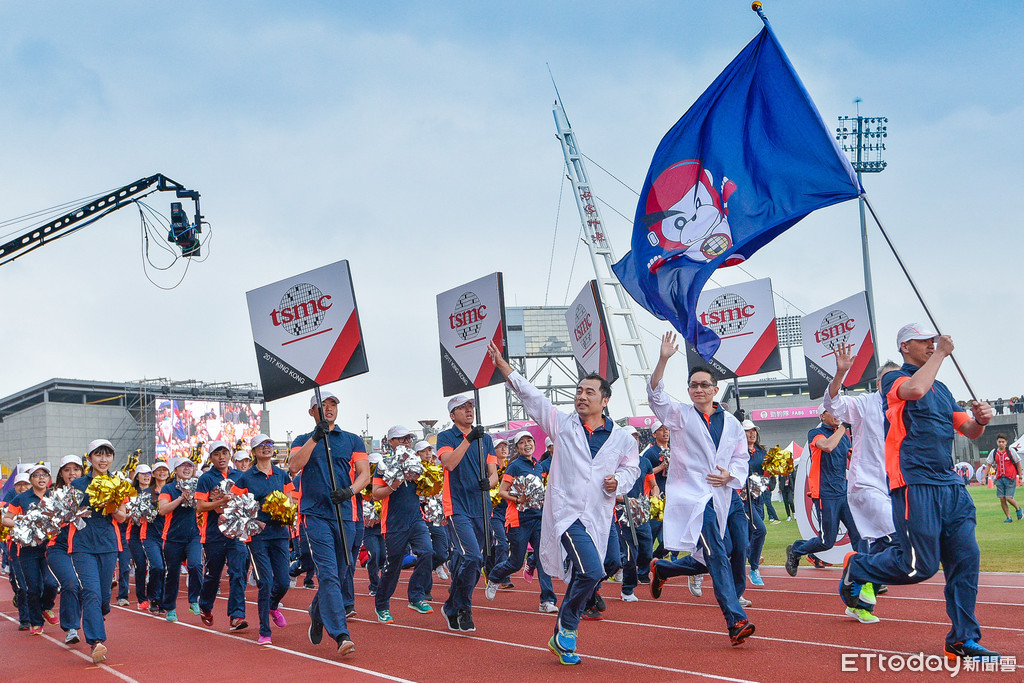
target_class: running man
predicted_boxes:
[985,434,1022,523]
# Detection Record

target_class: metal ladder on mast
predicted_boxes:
[552,96,653,416]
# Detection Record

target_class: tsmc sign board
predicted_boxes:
[246,260,368,402]
[436,272,508,396]
[800,291,876,399]
[684,278,781,380]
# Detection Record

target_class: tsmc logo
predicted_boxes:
[270,282,333,337]
[450,290,487,341]
[815,310,855,347]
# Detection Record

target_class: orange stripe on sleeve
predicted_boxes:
[159,493,172,502]
[283,482,295,495]
[193,491,210,502]
[952,411,970,433]
[352,451,368,462]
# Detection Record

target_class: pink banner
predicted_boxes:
[749,406,819,421]
[628,416,659,429]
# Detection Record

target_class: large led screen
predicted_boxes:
[155,399,263,461]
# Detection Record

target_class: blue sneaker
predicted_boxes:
[189,602,200,615]
[547,634,581,665]
[749,569,764,586]
[945,639,1000,661]
[166,609,177,623]
[554,625,577,652]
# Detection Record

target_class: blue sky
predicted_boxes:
[1,1,1021,442]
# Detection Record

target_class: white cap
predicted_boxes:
[207,441,230,455]
[135,464,153,474]
[447,395,473,413]
[623,425,638,436]
[250,434,274,449]
[233,450,252,461]
[492,437,509,447]
[368,452,384,465]
[170,456,193,471]
[310,391,338,409]
[512,430,534,445]
[544,437,553,448]
[152,461,171,472]
[413,440,431,453]
[651,420,665,433]
[896,323,938,349]
[26,463,51,476]
[817,404,828,416]
[13,472,30,485]
[386,425,416,441]
[60,454,83,470]
[87,439,114,455]
[741,419,757,431]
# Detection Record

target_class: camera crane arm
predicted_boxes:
[0,173,203,267]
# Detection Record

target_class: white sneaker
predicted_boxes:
[539,601,558,613]
[688,575,703,597]
[612,569,623,582]
[65,629,80,644]
[738,596,752,607]
[435,565,449,581]
[620,592,639,602]
[484,580,499,601]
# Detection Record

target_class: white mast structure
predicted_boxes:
[552,88,653,415]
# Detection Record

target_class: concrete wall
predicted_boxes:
[0,402,135,473]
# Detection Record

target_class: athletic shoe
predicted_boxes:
[308,615,323,645]
[554,624,578,651]
[345,607,357,617]
[150,605,166,615]
[368,588,377,596]
[523,566,535,583]
[769,520,782,525]
[166,609,177,623]
[29,625,43,635]
[116,598,130,607]
[688,575,703,597]
[138,600,150,611]
[1018,509,1023,520]
[839,552,868,608]
[650,560,665,599]
[445,610,460,631]
[876,585,888,595]
[1003,517,1013,523]
[845,607,880,624]
[408,600,433,614]
[230,617,248,631]
[18,623,29,631]
[612,569,623,582]
[749,569,764,586]
[637,575,651,585]
[500,581,515,589]
[594,592,606,612]
[548,633,581,666]
[91,642,107,664]
[43,609,58,625]
[425,593,433,601]
[257,635,272,645]
[376,608,394,624]
[484,580,499,601]
[201,610,214,626]
[270,609,287,627]
[457,609,476,632]
[809,555,828,569]
[728,619,755,646]
[785,544,799,577]
[581,606,603,620]
[539,601,558,613]
[621,591,639,602]
[303,581,316,589]
[335,635,355,657]
[944,639,1000,661]
[189,602,200,615]
[65,629,80,644]
[859,582,877,606]
[738,596,752,607]
[435,565,449,581]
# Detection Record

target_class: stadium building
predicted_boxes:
[0,378,267,475]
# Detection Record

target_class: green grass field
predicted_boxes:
[759,485,1024,572]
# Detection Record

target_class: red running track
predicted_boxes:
[1,564,1021,681]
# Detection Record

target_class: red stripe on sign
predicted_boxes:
[315,311,361,384]
[474,325,504,387]
[598,323,609,377]
[735,318,778,376]
[845,330,874,386]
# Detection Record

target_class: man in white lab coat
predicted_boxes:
[486,342,639,666]
[647,332,755,646]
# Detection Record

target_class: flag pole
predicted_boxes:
[473,388,494,558]
[314,385,353,566]
[752,1,769,25]
[861,194,979,401]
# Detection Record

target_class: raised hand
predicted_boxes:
[660,331,679,360]
[835,342,855,375]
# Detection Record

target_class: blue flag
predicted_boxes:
[612,24,860,360]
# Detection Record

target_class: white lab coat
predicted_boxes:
[823,391,896,539]
[647,380,748,553]
[506,371,639,582]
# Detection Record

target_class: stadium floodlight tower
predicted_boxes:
[551,87,653,416]
[836,100,887,366]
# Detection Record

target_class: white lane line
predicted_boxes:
[0,610,140,682]
[111,605,413,682]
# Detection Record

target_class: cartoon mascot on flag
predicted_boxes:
[642,160,745,272]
